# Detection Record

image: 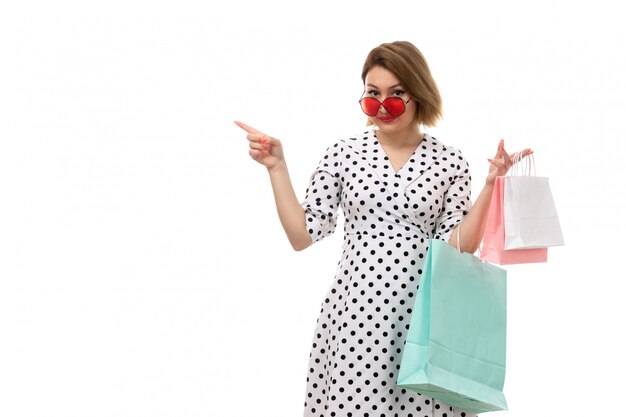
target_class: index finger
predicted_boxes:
[234,120,266,137]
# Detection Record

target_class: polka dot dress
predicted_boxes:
[300,128,475,417]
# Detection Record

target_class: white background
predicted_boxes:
[1,1,624,416]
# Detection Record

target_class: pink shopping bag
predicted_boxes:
[480,177,547,265]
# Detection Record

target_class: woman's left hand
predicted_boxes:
[486,139,533,186]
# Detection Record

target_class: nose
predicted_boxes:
[377,98,390,115]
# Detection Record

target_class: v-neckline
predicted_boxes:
[373,130,425,175]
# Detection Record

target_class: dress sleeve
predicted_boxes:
[300,141,343,244]
[433,149,472,242]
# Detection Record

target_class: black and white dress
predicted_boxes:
[300,128,476,417]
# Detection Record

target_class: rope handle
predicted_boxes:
[510,151,535,177]
[455,223,481,257]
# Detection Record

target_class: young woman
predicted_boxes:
[236,41,530,417]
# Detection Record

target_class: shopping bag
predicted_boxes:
[480,177,548,265]
[398,238,508,413]
[503,154,564,249]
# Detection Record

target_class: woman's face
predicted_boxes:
[362,66,418,136]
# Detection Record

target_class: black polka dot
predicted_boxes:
[300,130,474,416]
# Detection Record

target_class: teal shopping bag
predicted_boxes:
[398,239,508,413]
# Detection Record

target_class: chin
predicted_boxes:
[375,117,416,133]
[375,121,402,132]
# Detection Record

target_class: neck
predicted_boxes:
[376,124,423,147]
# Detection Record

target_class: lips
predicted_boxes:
[378,116,396,123]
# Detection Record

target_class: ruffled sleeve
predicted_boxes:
[433,148,472,242]
[300,141,343,244]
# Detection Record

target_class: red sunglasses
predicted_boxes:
[359,95,412,118]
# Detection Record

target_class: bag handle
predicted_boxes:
[510,151,535,177]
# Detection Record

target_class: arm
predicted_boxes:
[235,121,312,251]
[449,183,493,253]
[450,139,532,253]
[267,161,313,251]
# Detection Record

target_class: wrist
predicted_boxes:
[267,159,288,175]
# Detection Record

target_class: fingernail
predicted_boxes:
[263,145,269,150]
[259,138,266,143]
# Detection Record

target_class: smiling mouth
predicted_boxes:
[378,116,396,122]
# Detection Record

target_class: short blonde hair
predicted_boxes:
[361,41,442,127]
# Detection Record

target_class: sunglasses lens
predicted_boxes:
[382,97,406,117]
[360,97,381,116]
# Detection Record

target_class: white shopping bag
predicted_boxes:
[503,153,564,250]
